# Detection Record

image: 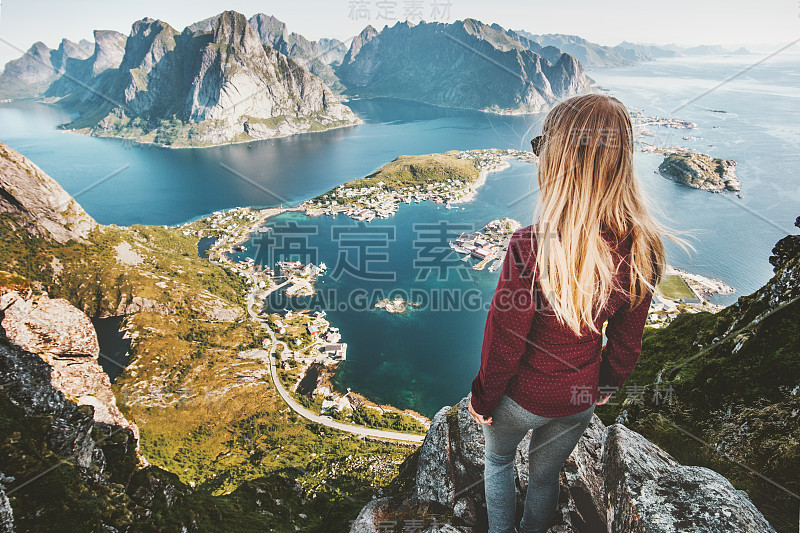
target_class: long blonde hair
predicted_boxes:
[533,93,694,336]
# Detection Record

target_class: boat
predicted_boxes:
[449,243,471,255]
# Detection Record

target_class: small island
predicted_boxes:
[301,149,535,220]
[374,297,420,314]
[657,150,740,194]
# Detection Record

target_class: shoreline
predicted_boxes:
[60,119,363,150]
[188,149,732,423]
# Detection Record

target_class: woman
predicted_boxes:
[468,93,691,533]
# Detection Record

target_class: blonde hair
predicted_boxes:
[532,93,694,336]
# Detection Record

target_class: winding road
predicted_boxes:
[246,276,425,444]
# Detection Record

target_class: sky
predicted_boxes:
[0,0,798,68]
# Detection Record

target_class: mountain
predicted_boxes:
[44,29,128,98]
[336,19,589,114]
[0,142,411,532]
[247,13,347,91]
[514,31,643,68]
[0,142,96,243]
[0,38,93,99]
[58,11,360,147]
[1,11,360,147]
[614,40,679,61]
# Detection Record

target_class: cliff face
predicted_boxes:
[336,19,589,114]
[0,328,195,531]
[351,396,778,532]
[247,13,346,91]
[0,290,138,442]
[0,142,96,244]
[59,10,360,147]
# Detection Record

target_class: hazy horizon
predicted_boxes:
[1,0,798,70]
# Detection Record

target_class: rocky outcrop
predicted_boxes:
[0,474,12,533]
[247,13,346,90]
[336,19,589,114]
[0,290,99,355]
[0,331,194,531]
[0,142,97,244]
[350,395,777,532]
[657,150,740,193]
[43,30,128,99]
[54,10,360,147]
[0,290,139,442]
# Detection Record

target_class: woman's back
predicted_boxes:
[470,223,653,418]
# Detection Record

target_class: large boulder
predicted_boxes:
[350,393,777,532]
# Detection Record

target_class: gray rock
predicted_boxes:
[602,423,778,532]
[353,393,779,532]
[0,290,99,356]
[0,142,97,244]
[0,473,13,533]
[657,151,740,193]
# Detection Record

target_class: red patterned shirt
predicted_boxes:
[470,224,653,418]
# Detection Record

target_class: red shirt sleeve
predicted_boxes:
[470,230,538,416]
[597,290,652,392]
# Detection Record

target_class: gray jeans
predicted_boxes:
[481,394,596,533]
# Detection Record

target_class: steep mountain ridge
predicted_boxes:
[2,11,360,147]
[248,13,347,91]
[0,38,93,98]
[337,19,589,114]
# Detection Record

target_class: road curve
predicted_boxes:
[247,278,425,444]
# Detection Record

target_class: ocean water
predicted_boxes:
[1,52,798,416]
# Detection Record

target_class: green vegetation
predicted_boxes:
[341,152,480,191]
[0,206,419,531]
[595,283,800,532]
[326,406,428,435]
[656,273,696,300]
[0,213,248,317]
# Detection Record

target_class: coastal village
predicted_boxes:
[450,217,523,272]
[178,205,430,431]
[300,149,536,220]
[173,149,735,432]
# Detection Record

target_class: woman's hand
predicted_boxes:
[468,398,492,425]
[596,392,611,405]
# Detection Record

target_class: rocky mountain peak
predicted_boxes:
[212,10,263,55]
[90,29,127,75]
[247,13,289,44]
[342,25,378,65]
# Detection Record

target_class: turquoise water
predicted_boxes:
[2,53,799,416]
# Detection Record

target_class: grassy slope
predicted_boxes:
[0,212,415,532]
[593,244,800,532]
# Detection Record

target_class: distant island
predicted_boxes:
[336,19,589,114]
[0,11,361,148]
[657,150,740,194]
[374,297,420,314]
[302,148,535,220]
